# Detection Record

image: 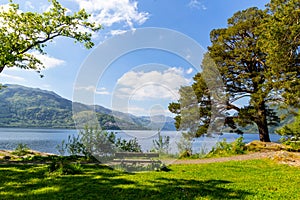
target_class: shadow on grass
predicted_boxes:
[0,164,251,200]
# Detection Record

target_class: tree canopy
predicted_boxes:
[0,0,101,76]
[259,0,300,106]
[169,2,300,142]
[276,110,300,140]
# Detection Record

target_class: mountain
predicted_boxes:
[0,84,176,130]
[223,105,296,134]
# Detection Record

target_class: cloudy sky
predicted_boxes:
[0,0,269,116]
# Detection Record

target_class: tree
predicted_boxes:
[168,67,214,137]
[259,0,300,107]
[0,0,101,77]
[276,110,300,140]
[170,7,285,142]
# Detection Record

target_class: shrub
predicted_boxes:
[66,134,84,156]
[47,157,83,175]
[280,139,300,152]
[231,137,246,154]
[152,130,170,154]
[206,137,246,158]
[177,132,193,158]
[276,110,300,141]
[12,143,30,156]
[56,140,67,156]
[56,125,143,161]
[115,137,142,152]
[79,126,116,158]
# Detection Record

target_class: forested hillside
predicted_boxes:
[0,85,175,130]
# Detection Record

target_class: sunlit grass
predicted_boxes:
[0,159,299,199]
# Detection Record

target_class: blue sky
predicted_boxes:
[0,0,269,116]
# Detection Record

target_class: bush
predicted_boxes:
[56,125,143,161]
[47,157,83,175]
[179,150,192,159]
[12,143,30,156]
[177,132,193,158]
[280,138,300,152]
[152,130,170,154]
[206,137,246,158]
[276,110,300,140]
[115,137,142,152]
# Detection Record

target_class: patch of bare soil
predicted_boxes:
[0,149,55,160]
[271,151,300,167]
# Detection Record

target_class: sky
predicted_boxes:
[0,0,270,117]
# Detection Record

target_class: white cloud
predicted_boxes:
[124,106,147,116]
[110,29,128,36]
[114,67,189,101]
[75,85,110,95]
[75,85,96,92]
[0,73,25,82]
[186,67,194,74]
[188,0,207,10]
[2,52,65,72]
[96,87,110,95]
[116,105,172,117]
[73,0,149,29]
[30,52,66,70]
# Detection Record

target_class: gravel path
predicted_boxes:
[172,151,300,167]
[172,152,276,165]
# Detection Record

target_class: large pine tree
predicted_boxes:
[169,7,292,142]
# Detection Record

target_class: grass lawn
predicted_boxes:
[0,159,299,200]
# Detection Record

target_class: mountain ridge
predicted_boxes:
[0,84,176,130]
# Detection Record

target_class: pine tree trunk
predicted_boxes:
[257,120,271,142]
[255,105,271,142]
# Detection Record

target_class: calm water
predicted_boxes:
[0,128,282,155]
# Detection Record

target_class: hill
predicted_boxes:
[0,85,176,130]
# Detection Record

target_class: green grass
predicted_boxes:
[0,159,299,199]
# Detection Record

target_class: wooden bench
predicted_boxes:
[113,152,161,166]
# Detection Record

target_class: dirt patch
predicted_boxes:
[0,149,56,160]
[271,151,300,167]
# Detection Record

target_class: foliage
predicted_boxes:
[56,126,143,161]
[177,132,193,158]
[47,157,83,175]
[0,160,300,199]
[278,135,300,152]
[259,0,300,106]
[206,137,246,158]
[152,130,170,154]
[276,110,300,140]
[55,127,114,159]
[12,143,30,156]
[169,5,300,142]
[282,141,300,152]
[79,126,143,155]
[0,0,101,75]
[115,137,142,152]
[65,134,85,156]
[56,140,67,156]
